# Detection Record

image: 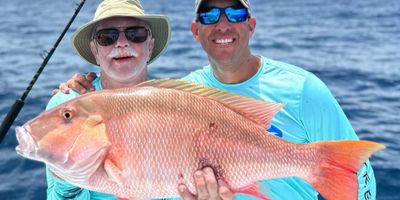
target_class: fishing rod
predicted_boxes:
[0,0,86,144]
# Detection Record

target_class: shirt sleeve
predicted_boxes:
[46,167,91,199]
[45,91,117,200]
[300,73,377,200]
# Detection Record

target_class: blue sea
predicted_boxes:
[0,0,399,199]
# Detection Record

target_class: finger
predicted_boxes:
[72,74,94,93]
[178,175,196,200]
[85,72,97,82]
[218,180,234,200]
[66,79,87,94]
[194,170,209,200]
[51,89,60,96]
[84,72,97,91]
[203,167,219,200]
[58,83,70,94]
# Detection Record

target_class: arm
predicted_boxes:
[300,73,377,200]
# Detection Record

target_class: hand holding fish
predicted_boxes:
[178,167,234,200]
[52,72,97,95]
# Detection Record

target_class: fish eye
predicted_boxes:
[62,109,74,120]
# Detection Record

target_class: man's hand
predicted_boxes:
[178,167,234,200]
[52,72,97,95]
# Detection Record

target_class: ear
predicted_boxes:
[148,38,155,58]
[191,21,200,42]
[90,41,100,65]
[248,17,256,37]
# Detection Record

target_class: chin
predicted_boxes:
[113,70,145,81]
[213,54,235,63]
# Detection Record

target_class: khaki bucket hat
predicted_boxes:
[71,0,171,65]
[194,0,250,13]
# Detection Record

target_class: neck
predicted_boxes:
[100,71,147,89]
[210,54,261,84]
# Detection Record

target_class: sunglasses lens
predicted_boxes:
[198,7,248,25]
[95,27,149,46]
[95,29,119,46]
[225,7,248,23]
[125,27,149,43]
[198,8,221,25]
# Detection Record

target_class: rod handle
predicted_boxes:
[0,99,24,143]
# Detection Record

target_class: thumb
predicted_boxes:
[218,180,234,200]
[85,72,98,81]
[177,175,196,200]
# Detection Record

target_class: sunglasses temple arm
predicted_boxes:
[0,0,87,144]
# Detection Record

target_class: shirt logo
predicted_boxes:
[267,125,283,138]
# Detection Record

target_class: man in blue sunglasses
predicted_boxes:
[178,0,378,200]
[58,0,377,199]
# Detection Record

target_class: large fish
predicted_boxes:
[15,79,383,200]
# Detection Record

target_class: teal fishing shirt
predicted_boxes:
[45,56,376,200]
[182,56,377,200]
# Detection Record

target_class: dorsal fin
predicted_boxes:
[136,79,285,128]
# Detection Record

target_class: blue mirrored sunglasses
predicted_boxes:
[94,26,150,46]
[197,6,249,25]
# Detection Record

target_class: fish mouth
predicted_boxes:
[15,126,38,158]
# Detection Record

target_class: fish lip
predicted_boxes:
[15,126,38,158]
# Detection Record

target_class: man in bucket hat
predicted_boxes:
[58,0,377,199]
[46,0,170,199]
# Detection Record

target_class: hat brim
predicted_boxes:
[71,14,171,66]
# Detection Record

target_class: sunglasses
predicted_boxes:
[197,6,249,25]
[94,26,150,46]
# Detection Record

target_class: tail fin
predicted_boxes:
[306,140,384,200]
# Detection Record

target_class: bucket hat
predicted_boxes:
[71,0,171,65]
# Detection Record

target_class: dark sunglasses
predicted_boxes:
[94,26,150,46]
[197,6,249,25]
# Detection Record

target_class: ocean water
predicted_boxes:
[0,0,399,199]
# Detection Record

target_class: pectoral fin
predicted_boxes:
[63,115,110,183]
[104,158,124,187]
[68,115,110,163]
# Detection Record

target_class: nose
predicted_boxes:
[115,31,129,48]
[215,13,232,33]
